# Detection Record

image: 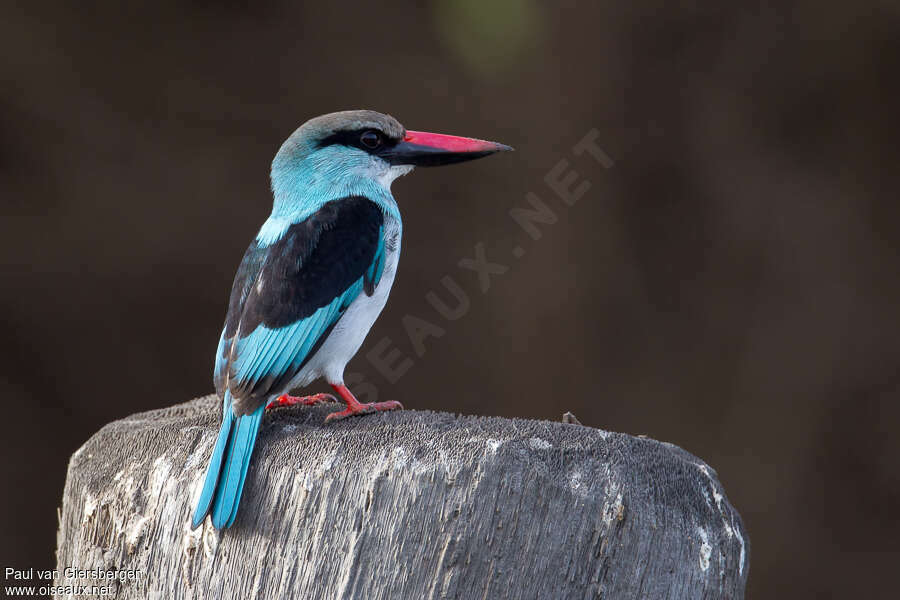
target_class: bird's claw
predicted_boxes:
[324,400,403,423]
[267,392,337,410]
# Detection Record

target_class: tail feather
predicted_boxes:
[191,395,234,528]
[210,403,265,529]
[224,408,264,527]
[191,393,265,530]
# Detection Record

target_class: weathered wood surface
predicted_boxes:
[56,395,749,599]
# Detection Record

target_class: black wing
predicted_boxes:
[213,196,386,414]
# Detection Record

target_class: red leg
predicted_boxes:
[267,392,336,411]
[324,384,403,422]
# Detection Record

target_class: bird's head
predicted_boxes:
[271,110,512,202]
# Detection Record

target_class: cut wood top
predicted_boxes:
[56,395,749,599]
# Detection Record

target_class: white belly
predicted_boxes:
[284,220,400,390]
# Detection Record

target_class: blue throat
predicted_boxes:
[258,145,402,247]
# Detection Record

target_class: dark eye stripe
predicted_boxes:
[360,130,381,148]
[318,128,397,154]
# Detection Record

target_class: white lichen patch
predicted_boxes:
[368,449,392,480]
[71,441,89,462]
[721,518,734,538]
[184,435,213,473]
[202,523,220,558]
[485,439,503,454]
[463,435,509,456]
[528,437,552,451]
[568,471,583,494]
[713,487,736,540]
[182,521,203,559]
[149,456,173,498]
[601,482,624,528]
[391,446,408,470]
[695,459,744,575]
[437,449,460,484]
[320,452,337,472]
[697,526,712,572]
[735,525,746,576]
[299,450,341,492]
[187,469,206,510]
[712,487,724,510]
[112,459,142,500]
[82,493,98,522]
[126,514,150,551]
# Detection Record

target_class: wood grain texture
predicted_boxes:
[55,395,749,599]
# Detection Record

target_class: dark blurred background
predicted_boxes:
[2,1,899,597]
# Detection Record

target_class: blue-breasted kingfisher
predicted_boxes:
[191,110,511,529]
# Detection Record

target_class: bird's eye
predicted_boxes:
[360,130,381,149]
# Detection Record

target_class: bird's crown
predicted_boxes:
[276,110,406,161]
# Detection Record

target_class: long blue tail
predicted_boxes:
[191,393,265,529]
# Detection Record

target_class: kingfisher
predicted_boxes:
[191,110,511,529]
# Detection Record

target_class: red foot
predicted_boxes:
[267,392,336,411]
[324,384,403,423]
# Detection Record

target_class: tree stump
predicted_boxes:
[55,395,749,599]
